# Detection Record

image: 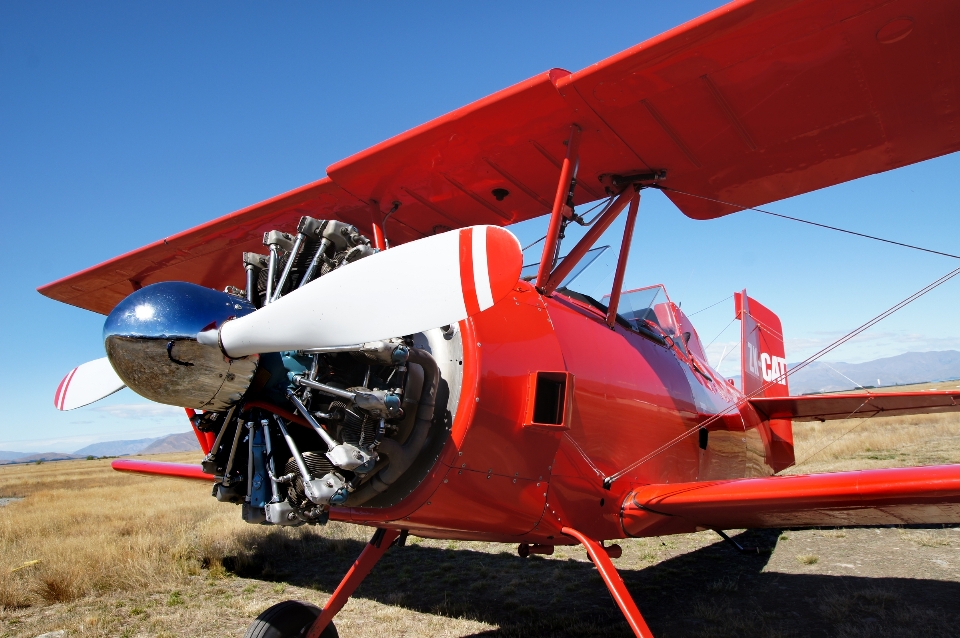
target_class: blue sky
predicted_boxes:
[2,1,958,452]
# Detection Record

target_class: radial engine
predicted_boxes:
[102,217,463,526]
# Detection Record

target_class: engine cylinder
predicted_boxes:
[103,281,259,411]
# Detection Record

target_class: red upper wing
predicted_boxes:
[39,0,960,314]
[622,464,960,536]
[750,390,960,422]
[37,178,401,315]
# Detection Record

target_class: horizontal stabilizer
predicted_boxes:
[111,459,211,482]
[750,390,960,422]
[54,357,126,410]
[622,464,960,537]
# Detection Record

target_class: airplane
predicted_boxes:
[39,0,960,636]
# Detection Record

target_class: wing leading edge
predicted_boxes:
[39,0,960,314]
[622,464,960,537]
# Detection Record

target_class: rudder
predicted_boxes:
[735,290,794,471]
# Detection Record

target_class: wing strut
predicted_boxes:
[562,526,654,638]
[536,123,582,291]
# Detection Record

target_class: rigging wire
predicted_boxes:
[657,186,960,260]
[789,411,879,471]
[522,196,615,253]
[688,294,733,317]
[603,263,960,487]
[704,316,737,350]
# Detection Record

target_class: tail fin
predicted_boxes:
[736,290,788,397]
[735,290,794,471]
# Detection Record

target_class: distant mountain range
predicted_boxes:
[0,431,201,465]
[74,437,162,457]
[788,350,960,394]
[727,350,960,394]
[138,432,199,454]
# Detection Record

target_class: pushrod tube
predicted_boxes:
[273,416,313,483]
[222,415,246,486]
[205,405,237,460]
[245,421,255,503]
[535,124,582,291]
[271,233,305,302]
[606,191,641,327]
[295,376,356,401]
[299,238,330,289]
[265,244,279,304]
[261,419,280,502]
[286,390,338,450]
[543,188,634,295]
[245,266,257,306]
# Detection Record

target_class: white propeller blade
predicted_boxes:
[207,225,522,358]
[54,357,126,410]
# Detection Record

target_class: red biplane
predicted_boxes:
[40,0,960,636]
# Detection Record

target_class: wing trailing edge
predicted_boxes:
[622,464,960,537]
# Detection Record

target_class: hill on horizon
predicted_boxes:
[137,432,200,455]
[73,437,161,457]
[0,432,201,465]
[787,350,960,394]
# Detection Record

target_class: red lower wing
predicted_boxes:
[112,459,210,482]
[622,465,960,537]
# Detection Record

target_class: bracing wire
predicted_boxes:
[603,263,960,487]
[704,316,737,350]
[790,411,878,471]
[688,294,733,317]
[521,196,613,253]
[658,186,960,260]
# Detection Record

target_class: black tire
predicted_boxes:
[243,600,338,638]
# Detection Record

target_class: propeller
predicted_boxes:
[54,357,126,411]
[53,225,522,410]
[200,225,522,357]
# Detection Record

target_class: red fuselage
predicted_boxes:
[334,280,777,543]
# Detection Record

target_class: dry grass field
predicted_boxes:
[2,388,959,638]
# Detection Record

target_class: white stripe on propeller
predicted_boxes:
[54,357,126,411]
[210,225,522,358]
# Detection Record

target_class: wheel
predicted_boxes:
[243,600,338,638]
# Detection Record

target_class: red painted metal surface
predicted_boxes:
[606,192,640,327]
[185,408,215,455]
[370,222,386,251]
[244,400,312,429]
[562,526,654,638]
[111,459,211,482]
[622,464,960,536]
[544,188,634,294]
[736,291,794,471]
[307,528,401,638]
[38,0,960,316]
[536,124,582,290]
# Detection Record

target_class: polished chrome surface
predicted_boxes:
[103,282,259,411]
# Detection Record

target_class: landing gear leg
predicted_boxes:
[562,526,655,638]
[305,527,402,638]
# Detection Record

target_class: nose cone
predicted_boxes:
[103,282,259,411]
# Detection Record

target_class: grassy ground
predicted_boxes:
[1,406,959,637]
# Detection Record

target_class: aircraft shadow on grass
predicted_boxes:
[230,528,960,637]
